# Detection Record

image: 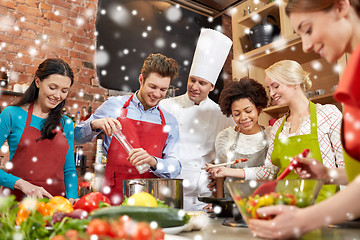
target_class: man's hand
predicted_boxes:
[90,118,122,136]
[128,148,157,168]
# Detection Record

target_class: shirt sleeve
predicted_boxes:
[322,104,345,168]
[151,113,181,178]
[74,97,122,153]
[0,107,21,189]
[62,116,79,199]
[215,129,231,164]
[244,119,281,180]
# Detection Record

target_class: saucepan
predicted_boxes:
[123,178,183,209]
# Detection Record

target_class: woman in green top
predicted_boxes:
[249,0,360,239]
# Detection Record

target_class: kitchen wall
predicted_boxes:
[0,0,233,179]
[0,0,103,178]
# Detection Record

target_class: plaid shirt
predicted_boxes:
[244,103,344,180]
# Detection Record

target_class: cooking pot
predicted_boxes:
[123,179,183,209]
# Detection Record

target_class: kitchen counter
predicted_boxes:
[178,216,360,240]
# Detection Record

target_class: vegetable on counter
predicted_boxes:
[51,216,165,240]
[47,196,73,215]
[0,196,89,240]
[89,205,190,228]
[234,192,300,220]
[73,192,111,213]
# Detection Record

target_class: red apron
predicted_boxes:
[102,95,168,205]
[4,103,68,200]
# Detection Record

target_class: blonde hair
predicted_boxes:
[265,60,312,92]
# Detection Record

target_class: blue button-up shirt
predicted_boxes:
[74,92,181,178]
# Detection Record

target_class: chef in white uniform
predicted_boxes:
[160,28,234,210]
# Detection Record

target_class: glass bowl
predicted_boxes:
[226,179,324,224]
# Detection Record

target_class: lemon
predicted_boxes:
[127,192,158,207]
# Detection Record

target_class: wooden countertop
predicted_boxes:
[177,216,360,240]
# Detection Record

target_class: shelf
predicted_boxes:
[0,90,24,96]
[263,93,337,115]
[237,2,279,28]
[237,34,320,69]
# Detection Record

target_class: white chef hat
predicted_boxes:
[189,28,233,85]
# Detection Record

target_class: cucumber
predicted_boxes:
[89,206,189,228]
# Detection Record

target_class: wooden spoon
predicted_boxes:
[201,159,248,170]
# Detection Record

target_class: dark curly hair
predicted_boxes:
[219,77,269,117]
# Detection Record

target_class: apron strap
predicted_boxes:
[309,101,318,135]
[26,103,34,127]
[275,100,317,138]
[120,94,166,125]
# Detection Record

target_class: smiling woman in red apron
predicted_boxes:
[248,1,360,238]
[74,53,182,205]
[0,58,79,203]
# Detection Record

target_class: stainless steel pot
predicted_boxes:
[123,179,183,209]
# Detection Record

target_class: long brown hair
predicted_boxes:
[15,58,74,140]
[286,0,360,17]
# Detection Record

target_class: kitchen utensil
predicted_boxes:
[123,178,183,209]
[201,159,248,170]
[113,131,150,174]
[316,89,326,95]
[198,196,241,220]
[248,15,280,49]
[252,149,310,197]
[227,178,323,224]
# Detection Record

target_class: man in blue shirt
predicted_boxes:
[75,53,181,204]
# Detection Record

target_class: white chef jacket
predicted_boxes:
[160,93,234,210]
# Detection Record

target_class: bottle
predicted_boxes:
[75,146,83,167]
[113,131,150,174]
[75,111,81,125]
[95,138,103,163]
[71,114,75,127]
[80,107,88,122]
[86,106,92,119]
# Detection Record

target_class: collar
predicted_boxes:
[183,92,210,107]
[133,91,160,112]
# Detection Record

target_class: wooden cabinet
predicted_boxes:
[231,0,346,126]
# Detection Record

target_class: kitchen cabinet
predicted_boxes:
[231,0,347,126]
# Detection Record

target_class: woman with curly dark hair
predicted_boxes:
[206,76,269,198]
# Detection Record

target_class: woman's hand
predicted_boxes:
[295,155,348,185]
[128,148,157,168]
[294,156,329,181]
[90,117,122,136]
[249,205,307,239]
[14,179,53,199]
[206,166,229,178]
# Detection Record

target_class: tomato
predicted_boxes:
[154,228,165,240]
[132,222,152,240]
[86,219,114,237]
[118,215,132,225]
[111,221,127,239]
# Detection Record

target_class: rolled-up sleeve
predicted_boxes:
[151,113,181,178]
